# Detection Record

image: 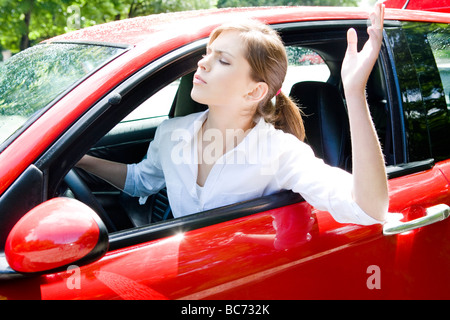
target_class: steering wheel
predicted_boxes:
[63,169,117,232]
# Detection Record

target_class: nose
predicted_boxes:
[198,54,210,72]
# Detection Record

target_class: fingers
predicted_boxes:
[369,2,385,30]
[380,2,385,26]
[348,2,384,55]
[366,2,384,48]
[346,28,358,55]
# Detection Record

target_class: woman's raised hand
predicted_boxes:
[341,2,385,95]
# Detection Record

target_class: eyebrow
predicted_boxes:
[207,46,236,59]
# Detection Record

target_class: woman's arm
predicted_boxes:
[341,2,389,222]
[76,155,128,191]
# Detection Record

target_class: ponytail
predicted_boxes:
[257,91,305,141]
[274,92,305,141]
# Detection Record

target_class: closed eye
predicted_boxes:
[202,49,231,66]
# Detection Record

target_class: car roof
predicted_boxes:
[44,6,450,47]
[384,0,450,14]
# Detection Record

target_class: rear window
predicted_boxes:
[427,24,450,109]
[398,22,450,161]
[0,43,126,145]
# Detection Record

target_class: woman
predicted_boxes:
[77,3,388,225]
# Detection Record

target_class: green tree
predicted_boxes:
[0,0,216,53]
[126,0,216,18]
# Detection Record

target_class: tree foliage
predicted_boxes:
[0,0,216,52]
[0,0,359,53]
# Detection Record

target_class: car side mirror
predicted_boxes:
[5,197,108,274]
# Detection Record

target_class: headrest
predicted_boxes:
[290,81,351,169]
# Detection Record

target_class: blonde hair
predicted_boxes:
[209,20,305,141]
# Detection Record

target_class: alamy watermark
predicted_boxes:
[66,265,81,290]
[366,265,381,290]
[170,121,279,175]
[67,5,81,30]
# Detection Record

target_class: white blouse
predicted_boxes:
[124,110,381,225]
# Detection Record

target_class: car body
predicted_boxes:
[384,0,450,13]
[0,6,449,300]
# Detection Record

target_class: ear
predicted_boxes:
[246,82,269,104]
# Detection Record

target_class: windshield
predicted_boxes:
[0,43,126,145]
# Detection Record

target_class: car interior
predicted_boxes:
[56,24,393,236]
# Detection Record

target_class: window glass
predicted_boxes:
[403,22,450,161]
[427,24,450,109]
[389,22,450,162]
[122,78,180,122]
[0,43,125,145]
[284,47,330,92]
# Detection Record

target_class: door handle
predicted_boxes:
[383,204,450,235]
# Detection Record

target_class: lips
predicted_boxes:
[193,73,206,85]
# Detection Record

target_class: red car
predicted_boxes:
[0,5,449,301]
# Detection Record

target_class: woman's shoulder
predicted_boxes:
[256,118,310,152]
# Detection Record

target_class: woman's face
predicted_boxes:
[191,30,258,110]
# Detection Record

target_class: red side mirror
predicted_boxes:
[5,198,108,274]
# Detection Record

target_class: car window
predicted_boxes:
[122,47,331,123]
[284,47,330,92]
[386,22,450,162]
[427,25,450,109]
[401,22,450,161]
[122,78,180,122]
[97,77,182,158]
[0,43,126,146]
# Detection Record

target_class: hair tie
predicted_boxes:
[276,89,281,96]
